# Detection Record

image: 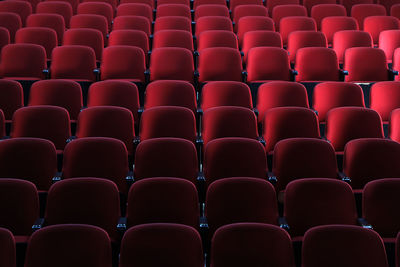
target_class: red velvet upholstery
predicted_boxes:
[134,137,198,183]
[211,223,294,267]
[15,27,57,60]
[203,138,267,185]
[0,228,14,267]
[311,4,347,30]
[325,107,384,152]
[351,3,386,30]
[0,179,38,237]
[379,30,400,63]
[11,106,71,151]
[119,223,203,267]
[0,12,21,43]
[343,138,400,189]
[62,137,129,193]
[36,1,72,28]
[63,28,103,62]
[0,0,32,26]
[0,138,57,190]
[26,14,65,45]
[364,15,399,44]
[0,80,23,122]
[24,224,112,267]
[287,31,327,63]
[263,107,320,153]
[273,138,337,192]
[116,3,153,23]
[279,16,316,45]
[197,30,238,53]
[302,225,388,267]
[70,14,108,41]
[154,16,192,33]
[272,5,307,31]
[156,4,191,20]
[237,16,275,46]
[127,177,199,228]
[206,177,278,234]
[333,30,373,64]
[144,80,197,114]
[153,29,194,51]
[140,106,197,143]
[195,16,232,39]
[321,16,358,44]
[370,81,400,122]
[242,31,282,62]
[194,4,230,21]
[77,2,113,29]
[313,82,365,122]
[112,16,151,36]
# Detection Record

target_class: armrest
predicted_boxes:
[32,218,44,232]
[42,69,50,79]
[242,71,247,83]
[358,218,373,229]
[290,69,298,81]
[267,173,277,185]
[338,172,351,184]
[117,217,127,232]
[133,136,140,146]
[193,51,199,57]
[66,136,76,143]
[93,69,100,81]
[278,217,290,231]
[126,172,134,183]
[52,172,62,183]
[253,108,259,117]
[197,108,203,116]
[312,109,319,116]
[199,216,208,229]
[340,69,348,81]
[257,136,265,146]
[389,69,399,80]
[144,69,150,84]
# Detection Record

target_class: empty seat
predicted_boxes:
[363,178,400,240]
[62,137,129,193]
[76,106,135,155]
[326,107,384,153]
[197,30,238,53]
[203,138,267,185]
[149,47,194,82]
[26,14,65,45]
[370,81,400,122]
[311,4,347,30]
[44,178,120,241]
[246,47,294,82]
[153,16,192,33]
[272,138,338,192]
[50,46,97,82]
[108,30,149,64]
[100,46,146,83]
[70,14,108,42]
[47,0,79,14]
[134,138,198,182]
[198,48,243,83]
[201,81,253,111]
[202,106,258,146]
[87,80,140,125]
[229,0,263,13]
[257,81,309,124]
[391,3,400,18]
[379,30,400,63]
[280,16,317,46]
[119,224,203,267]
[344,47,390,82]
[126,178,199,228]
[0,138,57,191]
[263,107,320,153]
[304,0,337,14]
[272,5,307,31]
[0,12,21,43]
[157,0,190,6]
[333,30,373,64]
[302,225,389,267]
[11,106,71,152]
[344,138,400,190]
[237,16,275,46]
[0,44,46,81]
[139,106,197,143]
[195,16,233,39]
[321,16,358,44]
[144,80,197,114]
[120,0,154,9]
[210,223,294,267]
[63,28,103,62]
[152,30,194,51]
[112,16,151,36]
[0,179,39,242]
[0,27,9,53]
[116,3,152,23]
[313,82,365,122]
[24,224,112,267]
[15,27,57,61]
[28,80,82,123]
[0,80,23,123]
[364,16,400,44]
[82,0,117,10]
[351,4,386,30]
[77,2,113,29]
[233,4,268,26]
[0,228,14,267]
[392,48,400,80]
[206,178,278,235]
[241,31,282,62]
[287,31,327,63]
[0,0,32,26]
[194,4,230,21]
[285,178,358,237]
[267,0,299,14]
[194,0,227,9]
[36,1,73,28]
[156,4,191,20]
